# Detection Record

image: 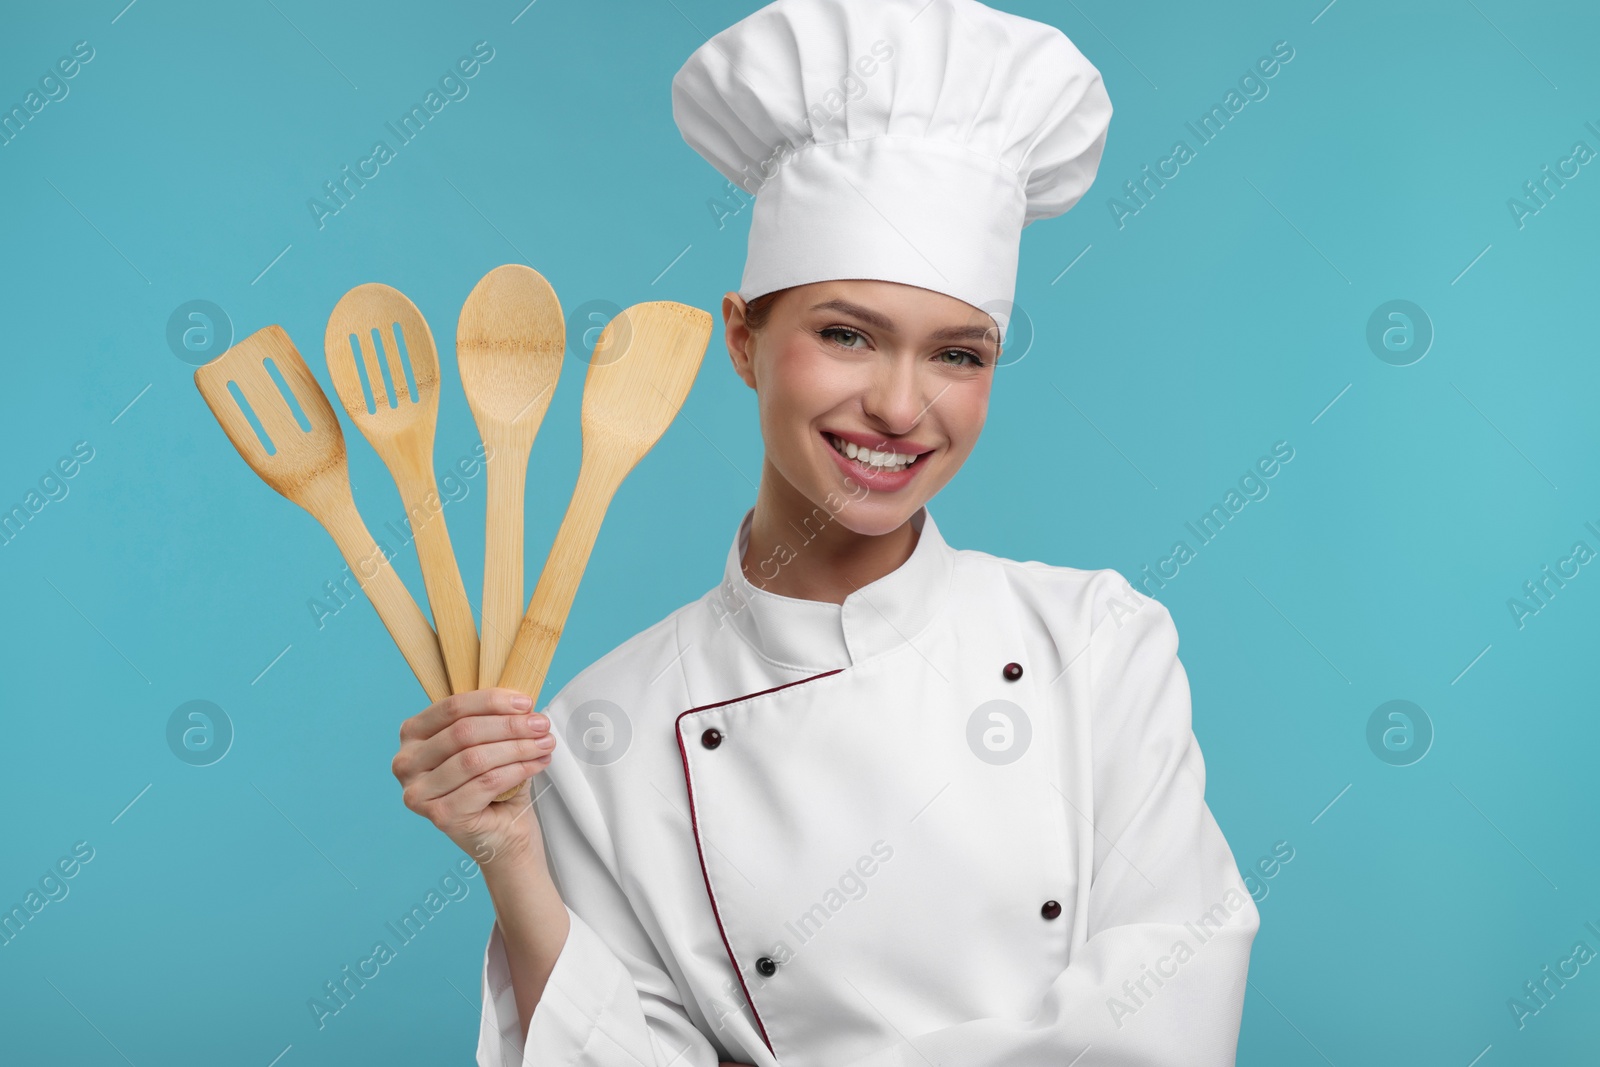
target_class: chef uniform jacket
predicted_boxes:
[477,504,1259,1066]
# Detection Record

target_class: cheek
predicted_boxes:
[760,341,854,433]
[940,383,991,455]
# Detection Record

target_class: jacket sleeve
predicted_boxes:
[842,580,1259,1067]
[477,734,726,1067]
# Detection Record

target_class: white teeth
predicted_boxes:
[827,433,918,473]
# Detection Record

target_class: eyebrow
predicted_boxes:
[808,299,997,346]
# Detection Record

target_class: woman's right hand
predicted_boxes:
[391,687,558,868]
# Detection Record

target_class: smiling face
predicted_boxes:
[723,279,999,538]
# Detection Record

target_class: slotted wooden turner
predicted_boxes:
[193,325,450,701]
[492,301,713,800]
[325,284,481,695]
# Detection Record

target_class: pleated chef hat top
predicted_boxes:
[671,0,1112,342]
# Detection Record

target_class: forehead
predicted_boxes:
[785,280,999,343]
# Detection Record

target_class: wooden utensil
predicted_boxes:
[492,301,713,800]
[193,325,450,701]
[456,265,565,689]
[325,284,481,695]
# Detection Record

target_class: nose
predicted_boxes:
[861,351,932,435]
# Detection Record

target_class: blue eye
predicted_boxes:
[821,326,867,348]
[938,349,985,368]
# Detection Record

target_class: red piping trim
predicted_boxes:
[674,668,845,1057]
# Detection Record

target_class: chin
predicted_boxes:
[821,489,926,538]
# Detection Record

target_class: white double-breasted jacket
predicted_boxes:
[478,505,1258,1066]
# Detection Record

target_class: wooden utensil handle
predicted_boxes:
[478,440,533,689]
[493,457,621,801]
[397,466,481,694]
[316,485,451,703]
[497,457,617,699]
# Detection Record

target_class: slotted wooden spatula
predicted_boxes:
[193,325,450,702]
[492,301,713,800]
[456,265,565,689]
[325,284,481,695]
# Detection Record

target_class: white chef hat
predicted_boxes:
[671,0,1112,342]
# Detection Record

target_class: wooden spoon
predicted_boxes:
[492,301,713,800]
[456,265,565,689]
[193,325,450,701]
[325,284,481,695]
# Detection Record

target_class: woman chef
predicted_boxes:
[390,0,1259,1064]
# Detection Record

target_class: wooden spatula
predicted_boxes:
[325,284,481,695]
[193,325,450,702]
[456,265,565,689]
[492,301,713,800]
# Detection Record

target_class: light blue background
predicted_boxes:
[2,0,1597,1063]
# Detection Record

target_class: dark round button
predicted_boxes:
[1003,662,1023,681]
[701,728,722,749]
[1041,899,1061,920]
[755,956,777,976]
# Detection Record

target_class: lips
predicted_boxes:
[819,430,929,492]
[822,432,925,472]
[822,428,935,457]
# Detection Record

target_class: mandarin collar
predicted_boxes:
[711,504,955,671]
